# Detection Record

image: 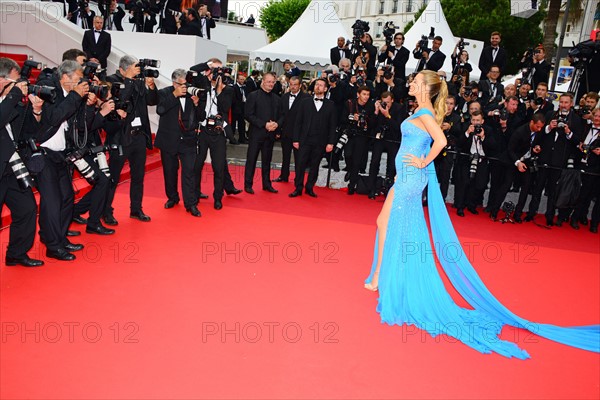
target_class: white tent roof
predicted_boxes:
[250,0,349,68]
[403,0,483,79]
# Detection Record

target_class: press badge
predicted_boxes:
[131,117,142,127]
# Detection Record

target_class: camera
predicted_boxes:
[89,144,122,178]
[328,73,340,84]
[20,60,42,80]
[526,155,539,173]
[576,106,592,117]
[556,113,568,130]
[469,153,479,179]
[65,148,98,184]
[206,114,224,132]
[89,83,109,100]
[376,124,390,140]
[351,19,370,40]
[382,21,398,47]
[457,37,470,51]
[417,27,435,55]
[381,65,394,80]
[8,151,35,189]
[83,61,101,81]
[168,8,182,18]
[110,83,132,114]
[137,58,160,80]
[473,124,483,135]
[27,84,57,103]
[211,66,233,85]
[334,129,350,155]
[463,85,473,97]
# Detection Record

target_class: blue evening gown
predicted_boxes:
[365,108,600,359]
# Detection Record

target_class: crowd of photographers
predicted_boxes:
[2,18,600,267]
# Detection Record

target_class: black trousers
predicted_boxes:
[105,134,147,215]
[347,135,370,189]
[527,167,562,219]
[232,112,246,142]
[195,133,226,201]
[244,132,275,189]
[368,139,399,194]
[73,154,111,228]
[161,142,198,208]
[279,136,298,181]
[0,173,37,258]
[294,143,324,191]
[513,169,535,217]
[434,152,454,201]
[572,174,600,226]
[454,158,489,210]
[37,152,74,251]
[487,165,516,215]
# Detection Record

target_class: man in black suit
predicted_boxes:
[413,36,446,72]
[525,82,554,120]
[69,1,95,29]
[37,60,89,261]
[105,55,158,224]
[345,86,375,194]
[245,70,260,93]
[378,32,410,79]
[82,16,112,70]
[244,72,280,194]
[0,58,44,267]
[525,93,583,225]
[274,76,309,183]
[289,79,337,198]
[177,8,202,36]
[478,65,504,108]
[330,37,351,67]
[529,46,551,90]
[478,32,507,80]
[232,72,247,144]
[99,0,125,31]
[198,3,216,39]
[435,95,462,202]
[155,69,206,217]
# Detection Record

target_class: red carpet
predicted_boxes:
[1,166,599,399]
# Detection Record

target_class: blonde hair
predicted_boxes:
[419,70,448,126]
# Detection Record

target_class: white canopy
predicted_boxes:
[403,0,483,80]
[250,0,349,68]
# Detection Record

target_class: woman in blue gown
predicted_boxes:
[365,70,599,359]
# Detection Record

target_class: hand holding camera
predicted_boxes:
[99,99,115,116]
[74,80,90,98]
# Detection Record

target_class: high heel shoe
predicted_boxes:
[364,283,378,291]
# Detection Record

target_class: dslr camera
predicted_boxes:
[137,58,161,79]
[211,66,233,85]
[381,65,394,80]
[457,37,470,51]
[382,21,398,47]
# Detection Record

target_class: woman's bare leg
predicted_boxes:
[365,187,395,291]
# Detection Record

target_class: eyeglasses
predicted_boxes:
[173,81,186,86]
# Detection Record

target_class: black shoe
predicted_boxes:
[229,139,239,145]
[580,219,588,226]
[5,255,44,267]
[289,189,302,198]
[86,224,115,235]
[46,248,75,261]
[524,215,534,222]
[64,242,84,252]
[164,199,179,209]
[244,186,255,194]
[590,226,598,234]
[186,206,202,217]
[199,193,209,199]
[214,200,223,210]
[72,215,87,225]
[305,189,317,198]
[347,188,355,195]
[514,216,523,224]
[467,207,479,215]
[67,230,81,236]
[225,188,242,195]
[457,209,465,217]
[555,218,564,227]
[263,186,278,193]
[490,212,497,221]
[545,217,554,227]
[570,220,580,230]
[272,177,288,183]
[344,172,350,182]
[130,211,151,222]
[102,214,118,226]
[368,192,376,200]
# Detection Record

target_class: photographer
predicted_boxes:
[0,58,44,267]
[521,46,551,91]
[105,55,158,223]
[501,113,547,223]
[570,35,600,101]
[289,78,337,198]
[37,60,89,261]
[127,0,158,33]
[176,8,202,36]
[570,108,600,233]
[374,65,407,104]
[232,72,247,144]
[69,1,95,29]
[344,86,375,195]
[70,87,117,235]
[192,59,242,209]
[321,68,350,172]
[478,65,504,111]
[576,91,599,125]
[99,0,125,31]
[155,69,206,217]
[435,95,462,202]
[331,37,351,67]
[524,93,583,226]
[367,91,403,199]
[454,110,493,217]
[451,40,473,76]
[456,83,481,123]
[157,0,181,34]
[413,35,446,72]
[526,82,555,120]
[198,3,216,39]
[478,32,507,80]
[378,32,409,80]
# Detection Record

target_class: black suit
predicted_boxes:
[572,125,600,227]
[530,60,551,89]
[276,91,310,180]
[378,46,410,79]
[292,97,337,191]
[245,77,258,93]
[178,18,202,36]
[330,46,351,67]
[244,88,280,189]
[81,29,112,69]
[199,16,216,39]
[98,3,125,31]
[414,49,446,72]
[158,0,181,33]
[69,8,95,29]
[0,86,38,260]
[505,124,540,217]
[155,87,206,208]
[478,46,508,80]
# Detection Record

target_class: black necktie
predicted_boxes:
[290,94,296,98]
[95,30,102,33]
